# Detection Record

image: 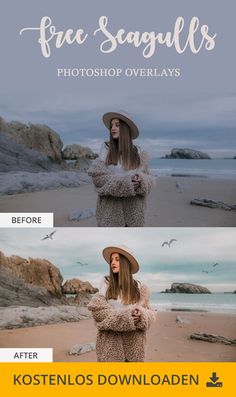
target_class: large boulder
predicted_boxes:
[164,282,211,294]
[0,131,63,172]
[0,117,63,162]
[164,148,211,159]
[62,144,97,160]
[66,292,93,307]
[0,267,67,307]
[62,278,98,294]
[62,144,98,171]
[0,251,63,296]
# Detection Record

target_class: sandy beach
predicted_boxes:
[0,176,235,226]
[0,312,235,362]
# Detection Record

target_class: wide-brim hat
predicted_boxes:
[103,111,139,139]
[102,245,139,274]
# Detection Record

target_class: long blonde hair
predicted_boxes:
[106,119,141,170]
[105,253,141,304]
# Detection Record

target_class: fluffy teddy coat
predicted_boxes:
[87,283,156,362]
[88,152,155,227]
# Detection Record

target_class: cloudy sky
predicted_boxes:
[0,0,236,157]
[1,228,235,293]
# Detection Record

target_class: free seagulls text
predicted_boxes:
[19,16,217,59]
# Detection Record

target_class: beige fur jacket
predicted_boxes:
[87,153,155,227]
[87,283,156,362]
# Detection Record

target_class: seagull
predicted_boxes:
[77,261,88,266]
[202,270,209,274]
[161,239,177,248]
[176,182,184,193]
[213,263,219,267]
[42,231,56,240]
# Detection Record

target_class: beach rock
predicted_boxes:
[66,292,94,307]
[176,316,184,324]
[0,251,63,295]
[62,144,97,160]
[164,283,211,294]
[164,148,211,159]
[0,117,63,162]
[69,343,96,355]
[0,267,67,308]
[69,208,96,221]
[190,333,236,345]
[62,279,98,294]
[63,145,98,172]
[0,304,90,329]
[74,158,94,172]
[190,198,236,211]
[0,131,63,173]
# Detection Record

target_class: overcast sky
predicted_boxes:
[0,0,235,157]
[1,228,235,293]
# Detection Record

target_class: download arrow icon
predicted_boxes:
[210,372,219,383]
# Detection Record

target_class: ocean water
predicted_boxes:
[150,159,236,179]
[150,293,236,314]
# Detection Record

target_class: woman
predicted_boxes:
[87,245,156,362]
[88,111,155,227]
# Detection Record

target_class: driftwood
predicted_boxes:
[171,308,208,312]
[190,332,236,345]
[190,198,236,211]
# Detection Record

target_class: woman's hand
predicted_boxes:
[131,174,141,190]
[131,308,141,324]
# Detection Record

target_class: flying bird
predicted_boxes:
[202,270,213,274]
[42,231,56,241]
[213,263,219,267]
[77,261,88,266]
[161,239,177,248]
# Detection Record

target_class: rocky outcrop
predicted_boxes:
[0,115,98,179]
[62,144,98,172]
[164,282,211,294]
[164,148,211,159]
[62,144,98,160]
[0,117,63,162]
[62,278,98,294]
[66,292,94,307]
[0,132,63,172]
[0,251,63,296]
[0,267,67,307]
[0,250,98,311]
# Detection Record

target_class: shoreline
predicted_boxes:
[0,176,235,226]
[0,312,235,362]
